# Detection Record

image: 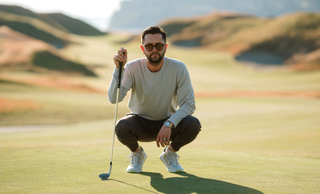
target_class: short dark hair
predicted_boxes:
[141,26,167,44]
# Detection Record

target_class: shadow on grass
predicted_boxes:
[110,179,158,193]
[138,172,264,194]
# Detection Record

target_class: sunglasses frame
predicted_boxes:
[143,43,165,51]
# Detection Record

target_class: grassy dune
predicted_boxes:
[0,11,69,47]
[160,12,320,70]
[0,34,320,193]
[43,13,105,36]
[32,51,97,77]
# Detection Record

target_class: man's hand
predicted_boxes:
[156,125,171,147]
[113,47,127,69]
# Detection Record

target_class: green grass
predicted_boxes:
[1,96,320,193]
[194,97,320,159]
[1,34,320,193]
[1,101,320,193]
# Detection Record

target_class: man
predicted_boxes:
[108,26,201,173]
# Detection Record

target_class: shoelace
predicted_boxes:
[167,152,180,165]
[127,152,141,165]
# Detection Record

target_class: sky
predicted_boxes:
[0,0,125,31]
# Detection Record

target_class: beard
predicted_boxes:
[146,51,165,66]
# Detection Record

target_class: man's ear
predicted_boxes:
[164,44,168,53]
[140,45,145,54]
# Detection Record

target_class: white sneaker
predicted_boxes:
[159,147,184,172]
[126,147,147,173]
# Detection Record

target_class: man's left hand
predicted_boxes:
[156,125,171,147]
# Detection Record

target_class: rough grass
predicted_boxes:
[0,79,128,126]
[0,11,68,47]
[160,12,320,70]
[0,4,69,32]
[32,51,97,77]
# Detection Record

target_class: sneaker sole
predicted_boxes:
[127,153,147,173]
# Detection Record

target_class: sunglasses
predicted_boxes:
[143,43,165,51]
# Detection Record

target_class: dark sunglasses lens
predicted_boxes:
[155,43,164,51]
[145,44,154,51]
[145,43,164,51]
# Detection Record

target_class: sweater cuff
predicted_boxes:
[168,118,180,128]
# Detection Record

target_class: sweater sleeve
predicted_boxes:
[107,67,131,104]
[168,65,195,127]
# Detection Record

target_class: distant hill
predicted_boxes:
[0,4,69,32]
[0,11,70,48]
[161,13,262,47]
[109,0,320,30]
[0,25,54,65]
[42,13,105,36]
[32,51,97,76]
[159,12,320,70]
[0,4,103,77]
[0,4,104,36]
[0,26,97,77]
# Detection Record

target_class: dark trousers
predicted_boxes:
[115,114,201,152]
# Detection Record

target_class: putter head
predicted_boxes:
[99,173,110,180]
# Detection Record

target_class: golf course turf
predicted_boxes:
[1,34,320,193]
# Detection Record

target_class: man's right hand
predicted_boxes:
[113,47,127,69]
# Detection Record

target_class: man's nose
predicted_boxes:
[152,45,157,51]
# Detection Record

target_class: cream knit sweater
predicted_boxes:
[108,57,195,127]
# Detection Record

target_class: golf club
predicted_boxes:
[99,61,123,180]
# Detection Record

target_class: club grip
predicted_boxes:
[118,62,123,88]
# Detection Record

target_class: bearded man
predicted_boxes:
[108,26,201,173]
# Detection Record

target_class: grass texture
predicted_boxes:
[1,34,320,193]
[1,96,320,193]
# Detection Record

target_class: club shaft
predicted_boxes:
[108,61,123,175]
[108,87,119,174]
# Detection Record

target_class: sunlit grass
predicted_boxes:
[1,103,320,193]
[1,33,320,193]
[194,97,320,158]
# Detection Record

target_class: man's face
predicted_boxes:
[141,34,167,65]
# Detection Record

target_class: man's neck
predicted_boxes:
[147,59,164,72]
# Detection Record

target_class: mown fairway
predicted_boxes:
[0,34,320,193]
